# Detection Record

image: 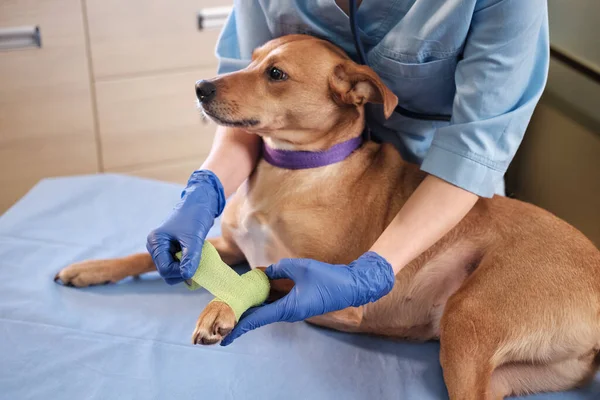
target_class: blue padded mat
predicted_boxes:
[0,174,598,400]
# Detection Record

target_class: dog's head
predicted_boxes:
[196,35,397,148]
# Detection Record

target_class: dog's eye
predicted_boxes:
[267,66,287,81]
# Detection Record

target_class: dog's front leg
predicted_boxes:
[55,253,156,287]
[191,268,292,345]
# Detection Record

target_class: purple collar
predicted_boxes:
[262,135,364,170]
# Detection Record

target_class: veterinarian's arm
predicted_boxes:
[372,0,549,270]
[370,175,477,274]
[201,126,261,197]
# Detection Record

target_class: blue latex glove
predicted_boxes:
[220,252,395,346]
[146,170,225,285]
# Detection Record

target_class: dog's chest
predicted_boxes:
[224,164,348,268]
[231,206,292,269]
[225,183,299,269]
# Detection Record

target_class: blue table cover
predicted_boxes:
[0,174,598,400]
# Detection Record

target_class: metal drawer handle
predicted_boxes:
[197,6,232,31]
[0,26,41,51]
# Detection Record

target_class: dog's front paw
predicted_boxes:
[54,260,122,287]
[192,301,236,345]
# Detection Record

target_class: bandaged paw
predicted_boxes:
[176,242,270,321]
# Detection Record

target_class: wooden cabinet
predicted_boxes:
[0,0,99,212]
[86,0,224,79]
[1,0,231,213]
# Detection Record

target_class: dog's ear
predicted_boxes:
[329,61,398,119]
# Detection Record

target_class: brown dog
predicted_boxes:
[56,35,600,399]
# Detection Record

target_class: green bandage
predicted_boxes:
[175,242,270,321]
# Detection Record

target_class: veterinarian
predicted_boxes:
[147,0,549,345]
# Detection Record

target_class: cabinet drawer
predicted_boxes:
[96,68,217,171]
[86,0,231,79]
[0,0,96,143]
[0,135,98,213]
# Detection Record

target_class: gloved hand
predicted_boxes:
[220,252,395,346]
[146,170,225,285]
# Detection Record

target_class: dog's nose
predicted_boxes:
[195,80,217,103]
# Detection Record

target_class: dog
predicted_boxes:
[56,35,600,399]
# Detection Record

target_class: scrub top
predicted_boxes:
[214,0,549,197]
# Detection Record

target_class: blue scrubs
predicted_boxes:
[215,0,549,197]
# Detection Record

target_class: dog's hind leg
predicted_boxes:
[439,247,600,400]
[439,298,498,400]
[490,351,600,399]
[306,307,364,333]
[439,294,600,400]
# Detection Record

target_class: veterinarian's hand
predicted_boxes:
[220,252,395,345]
[146,170,225,285]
